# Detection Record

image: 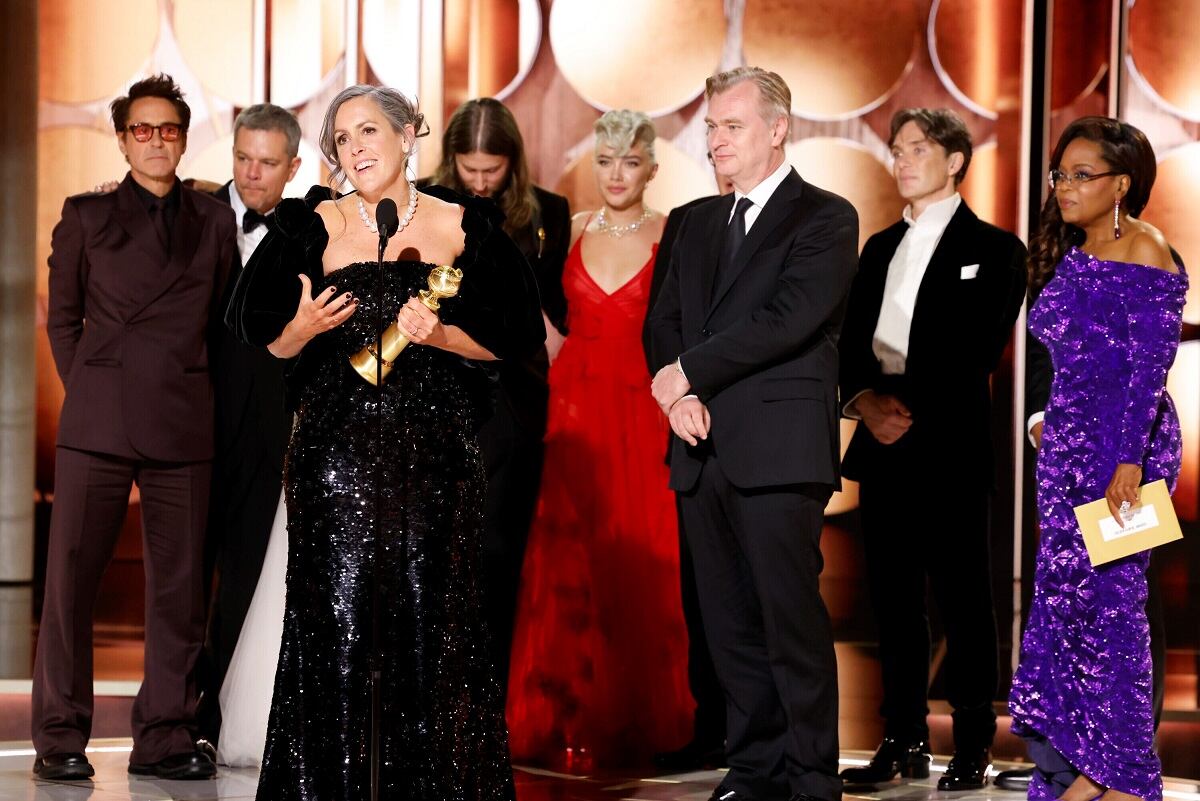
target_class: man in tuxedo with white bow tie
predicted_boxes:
[838,108,1026,791]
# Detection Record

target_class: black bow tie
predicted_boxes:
[243,209,270,234]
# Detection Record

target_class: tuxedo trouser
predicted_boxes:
[32,446,210,764]
[196,446,282,743]
[679,455,840,801]
[675,493,726,745]
[477,393,545,699]
[858,471,998,750]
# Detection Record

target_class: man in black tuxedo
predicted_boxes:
[195,103,302,747]
[646,155,733,772]
[837,109,1026,790]
[647,67,858,801]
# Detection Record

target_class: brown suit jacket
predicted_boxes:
[47,173,238,462]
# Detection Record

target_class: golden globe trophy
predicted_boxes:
[349,264,464,385]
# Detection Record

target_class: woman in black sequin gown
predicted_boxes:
[225,85,544,801]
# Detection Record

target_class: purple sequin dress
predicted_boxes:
[1010,246,1187,801]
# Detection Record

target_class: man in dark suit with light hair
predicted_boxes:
[647,66,858,801]
[838,108,1026,791]
[33,73,236,781]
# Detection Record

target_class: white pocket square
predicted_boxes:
[960,264,980,279]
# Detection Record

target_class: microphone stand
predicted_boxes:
[368,199,398,801]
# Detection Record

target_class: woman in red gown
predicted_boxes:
[506,110,691,768]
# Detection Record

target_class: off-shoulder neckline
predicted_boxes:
[1067,245,1185,278]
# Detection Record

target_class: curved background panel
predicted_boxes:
[786,138,905,250]
[175,0,255,109]
[959,141,998,224]
[743,0,918,120]
[1139,142,1200,324]
[1050,0,1108,111]
[39,0,159,104]
[549,0,725,114]
[270,0,345,109]
[930,0,1025,119]
[1129,0,1200,120]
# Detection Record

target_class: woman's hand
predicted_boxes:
[1105,462,1143,527]
[397,296,447,349]
[267,274,357,358]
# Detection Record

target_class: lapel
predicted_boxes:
[908,201,977,356]
[114,174,167,264]
[129,185,206,320]
[215,180,233,206]
[707,168,804,317]
[698,193,734,314]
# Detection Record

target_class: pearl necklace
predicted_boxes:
[595,205,652,238]
[358,183,418,235]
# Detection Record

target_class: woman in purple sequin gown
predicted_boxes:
[1010,118,1187,801]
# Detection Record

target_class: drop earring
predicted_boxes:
[1113,197,1122,240]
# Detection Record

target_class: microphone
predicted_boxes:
[375,198,399,242]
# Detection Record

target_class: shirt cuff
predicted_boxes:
[842,389,870,420]
[1026,412,1045,448]
[674,356,688,383]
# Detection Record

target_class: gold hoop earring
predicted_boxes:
[1113,197,1122,240]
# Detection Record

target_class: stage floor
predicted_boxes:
[4,743,1200,801]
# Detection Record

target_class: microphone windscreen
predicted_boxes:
[375,198,399,237]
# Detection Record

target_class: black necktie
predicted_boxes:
[149,200,170,252]
[243,209,269,234]
[715,196,754,294]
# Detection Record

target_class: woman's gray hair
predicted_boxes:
[593,109,657,163]
[318,84,429,187]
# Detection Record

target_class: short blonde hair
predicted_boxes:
[593,109,657,163]
[705,66,791,135]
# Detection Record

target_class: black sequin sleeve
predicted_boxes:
[224,185,331,348]
[422,185,546,363]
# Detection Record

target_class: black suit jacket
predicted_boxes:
[210,181,291,475]
[645,194,720,331]
[646,168,859,491]
[47,174,237,462]
[839,201,1027,485]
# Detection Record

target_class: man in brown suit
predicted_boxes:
[32,74,237,781]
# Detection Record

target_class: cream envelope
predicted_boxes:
[960,264,980,279]
[1073,479,1183,567]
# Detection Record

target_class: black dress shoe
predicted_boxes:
[840,737,932,784]
[129,749,216,780]
[33,752,94,780]
[994,767,1034,792]
[937,748,991,791]
[654,737,727,771]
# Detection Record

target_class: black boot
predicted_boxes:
[937,748,991,791]
[840,737,932,785]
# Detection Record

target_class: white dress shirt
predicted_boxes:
[871,192,962,375]
[229,185,273,266]
[727,159,793,233]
